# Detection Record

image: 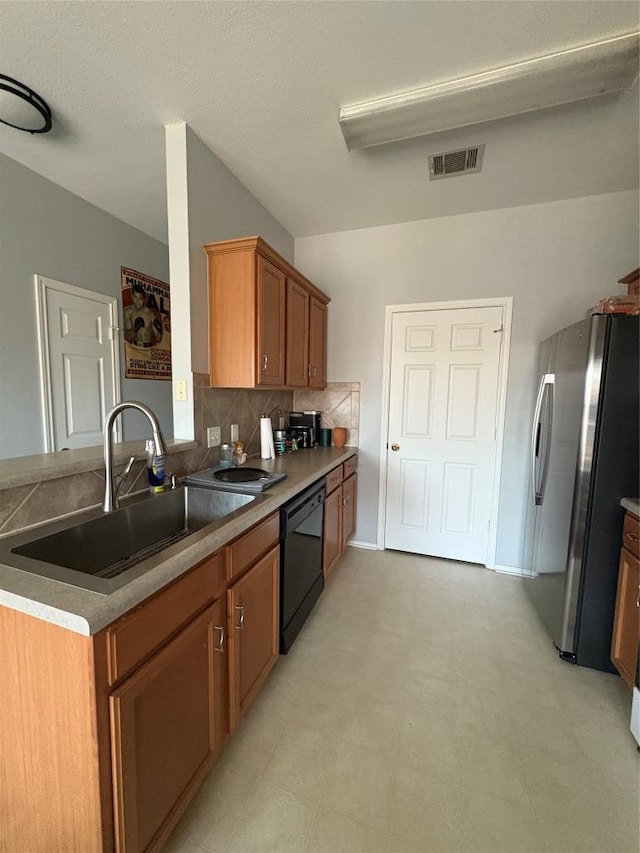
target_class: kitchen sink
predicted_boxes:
[1,486,259,594]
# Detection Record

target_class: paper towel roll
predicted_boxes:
[260,417,275,459]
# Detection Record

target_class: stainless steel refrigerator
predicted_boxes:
[524,313,639,673]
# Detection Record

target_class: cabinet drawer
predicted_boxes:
[623,512,640,559]
[343,455,358,479]
[325,464,343,494]
[227,512,280,581]
[105,551,225,686]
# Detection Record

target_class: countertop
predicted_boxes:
[0,447,356,636]
[621,497,640,517]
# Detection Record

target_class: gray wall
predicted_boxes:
[295,190,640,567]
[0,154,172,459]
[184,128,294,374]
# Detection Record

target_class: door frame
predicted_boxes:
[377,296,513,568]
[35,274,122,452]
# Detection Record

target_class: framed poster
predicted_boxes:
[121,266,171,380]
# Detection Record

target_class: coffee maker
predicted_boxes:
[289,411,321,447]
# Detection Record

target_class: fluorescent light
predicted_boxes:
[339,32,639,150]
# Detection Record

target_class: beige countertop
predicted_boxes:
[621,497,640,517]
[0,447,356,636]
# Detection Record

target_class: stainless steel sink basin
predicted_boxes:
[2,486,260,594]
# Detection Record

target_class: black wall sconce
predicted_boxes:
[0,74,52,133]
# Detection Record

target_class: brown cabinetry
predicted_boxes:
[308,295,327,389]
[611,510,640,690]
[204,237,329,389]
[341,474,357,549]
[227,546,280,729]
[323,456,358,581]
[110,605,220,852]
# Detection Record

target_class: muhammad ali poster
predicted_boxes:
[121,267,172,380]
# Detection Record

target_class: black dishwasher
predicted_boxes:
[279,479,325,653]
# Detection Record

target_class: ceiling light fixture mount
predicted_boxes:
[339,31,639,150]
[0,73,52,134]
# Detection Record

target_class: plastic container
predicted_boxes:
[219,444,234,467]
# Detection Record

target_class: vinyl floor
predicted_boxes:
[165,547,639,853]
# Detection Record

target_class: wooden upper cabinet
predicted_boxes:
[285,278,310,387]
[204,237,329,389]
[308,296,327,389]
[257,257,286,386]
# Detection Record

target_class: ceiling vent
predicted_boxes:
[428,145,485,180]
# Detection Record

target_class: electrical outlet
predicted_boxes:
[207,426,221,448]
[175,379,188,401]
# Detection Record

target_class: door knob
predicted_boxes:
[391,443,400,451]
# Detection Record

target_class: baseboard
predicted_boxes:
[494,564,524,577]
[347,540,378,551]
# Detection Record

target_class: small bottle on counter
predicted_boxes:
[146,439,166,492]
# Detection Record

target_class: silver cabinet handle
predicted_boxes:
[215,625,225,652]
[261,355,268,371]
[235,604,245,630]
[625,531,640,544]
[308,364,312,377]
[636,586,639,608]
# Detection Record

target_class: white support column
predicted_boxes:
[165,121,194,440]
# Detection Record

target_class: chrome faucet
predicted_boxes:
[103,401,168,512]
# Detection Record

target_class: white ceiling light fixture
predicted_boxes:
[339,31,640,150]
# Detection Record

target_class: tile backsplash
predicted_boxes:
[0,380,361,536]
[194,373,293,458]
[293,382,360,447]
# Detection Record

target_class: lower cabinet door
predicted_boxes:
[611,546,640,690]
[109,605,218,853]
[323,485,342,579]
[341,474,357,549]
[228,545,280,730]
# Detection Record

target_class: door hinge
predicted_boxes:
[109,325,120,340]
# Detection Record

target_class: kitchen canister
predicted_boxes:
[333,427,347,448]
[318,428,332,447]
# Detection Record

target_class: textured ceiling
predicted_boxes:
[0,1,638,244]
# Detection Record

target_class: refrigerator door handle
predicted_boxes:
[531,373,555,506]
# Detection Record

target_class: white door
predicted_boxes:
[384,306,503,564]
[36,276,121,451]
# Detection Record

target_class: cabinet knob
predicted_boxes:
[215,625,225,652]
[391,443,400,451]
